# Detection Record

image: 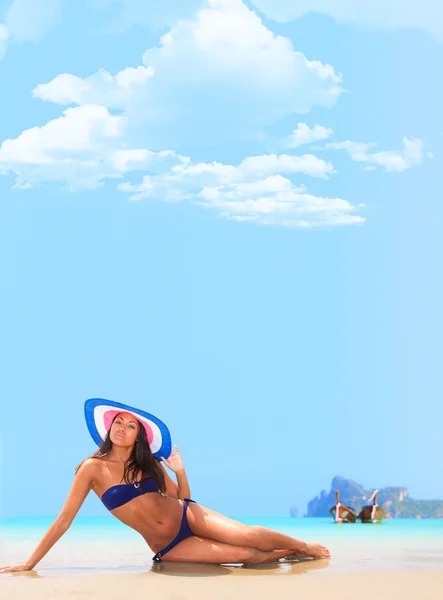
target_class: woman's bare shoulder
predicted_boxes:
[77,457,105,479]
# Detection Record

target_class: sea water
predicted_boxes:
[1,517,442,575]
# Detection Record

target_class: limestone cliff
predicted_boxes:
[306,476,443,518]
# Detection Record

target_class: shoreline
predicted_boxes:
[2,516,442,598]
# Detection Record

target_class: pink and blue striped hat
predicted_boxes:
[84,398,172,459]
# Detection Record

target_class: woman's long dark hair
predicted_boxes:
[76,414,166,493]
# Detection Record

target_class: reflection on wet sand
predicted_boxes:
[8,570,42,579]
[3,556,329,581]
[149,556,330,578]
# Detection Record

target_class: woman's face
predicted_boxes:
[110,412,140,448]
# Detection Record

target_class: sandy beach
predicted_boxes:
[1,562,443,600]
[2,517,443,599]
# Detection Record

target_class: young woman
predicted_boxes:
[0,406,330,573]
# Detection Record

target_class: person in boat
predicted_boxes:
[0,400,330,573]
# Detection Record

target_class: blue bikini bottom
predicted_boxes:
[152,498,196,562]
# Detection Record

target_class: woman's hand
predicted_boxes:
[0,563,34,574]
[161,445,185,473]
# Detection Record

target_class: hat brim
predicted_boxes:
[84,398,172,459]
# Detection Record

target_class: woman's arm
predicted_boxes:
[0,459,97,574]
[175,468,191,500]
[160,446,191,500]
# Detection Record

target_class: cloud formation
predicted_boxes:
[288,123,334,148]
[118,159,363,228]
[0,102,363,227]
[327,137,425,172]
[33,0,343,146]
[0,98,335,188]
[251,0,443,41]
[0,0,428,229]
[0,105,128,189]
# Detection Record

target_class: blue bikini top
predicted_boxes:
[101,477,159,511]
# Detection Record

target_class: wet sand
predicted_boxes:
[2,518,443,599]
[2,560,442,600]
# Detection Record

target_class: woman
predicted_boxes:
[0,404,330,573]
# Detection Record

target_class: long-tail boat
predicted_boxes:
[358,490,386,523]
[330,490,357,523]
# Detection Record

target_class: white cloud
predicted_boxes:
[119,167,364,228]
[251,0,443,41]
[0,105,134,189]
[0,105,124,164]
[0,99,363,227]
[111,148,180,172]
[197,178,364,228]
[33,66,155,107]
[0,97,338,208]
[288,122,333,148]
[0,0,63,60]
[327,137,425,172]
[32,0,343,145]
[118,151,335,199]
[0,100,361,227]
[239,153,334,178]
[0,97,359,227]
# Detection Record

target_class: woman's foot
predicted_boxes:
[245,548,293,564]
[299,542,330,559]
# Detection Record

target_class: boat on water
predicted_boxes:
[358,489,386,523]
[330,490,358,523]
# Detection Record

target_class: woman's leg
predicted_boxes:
[160,536,292,564]
[186,504,330,559]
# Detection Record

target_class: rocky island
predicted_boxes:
[305,476,443,519]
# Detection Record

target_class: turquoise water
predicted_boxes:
[2,515,442,541]
[1,517,442,574]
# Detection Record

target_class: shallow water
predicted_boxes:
[1,516,442,575]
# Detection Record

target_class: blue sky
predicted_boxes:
[0,0,442,518]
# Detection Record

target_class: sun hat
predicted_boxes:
[84,398,172,459]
